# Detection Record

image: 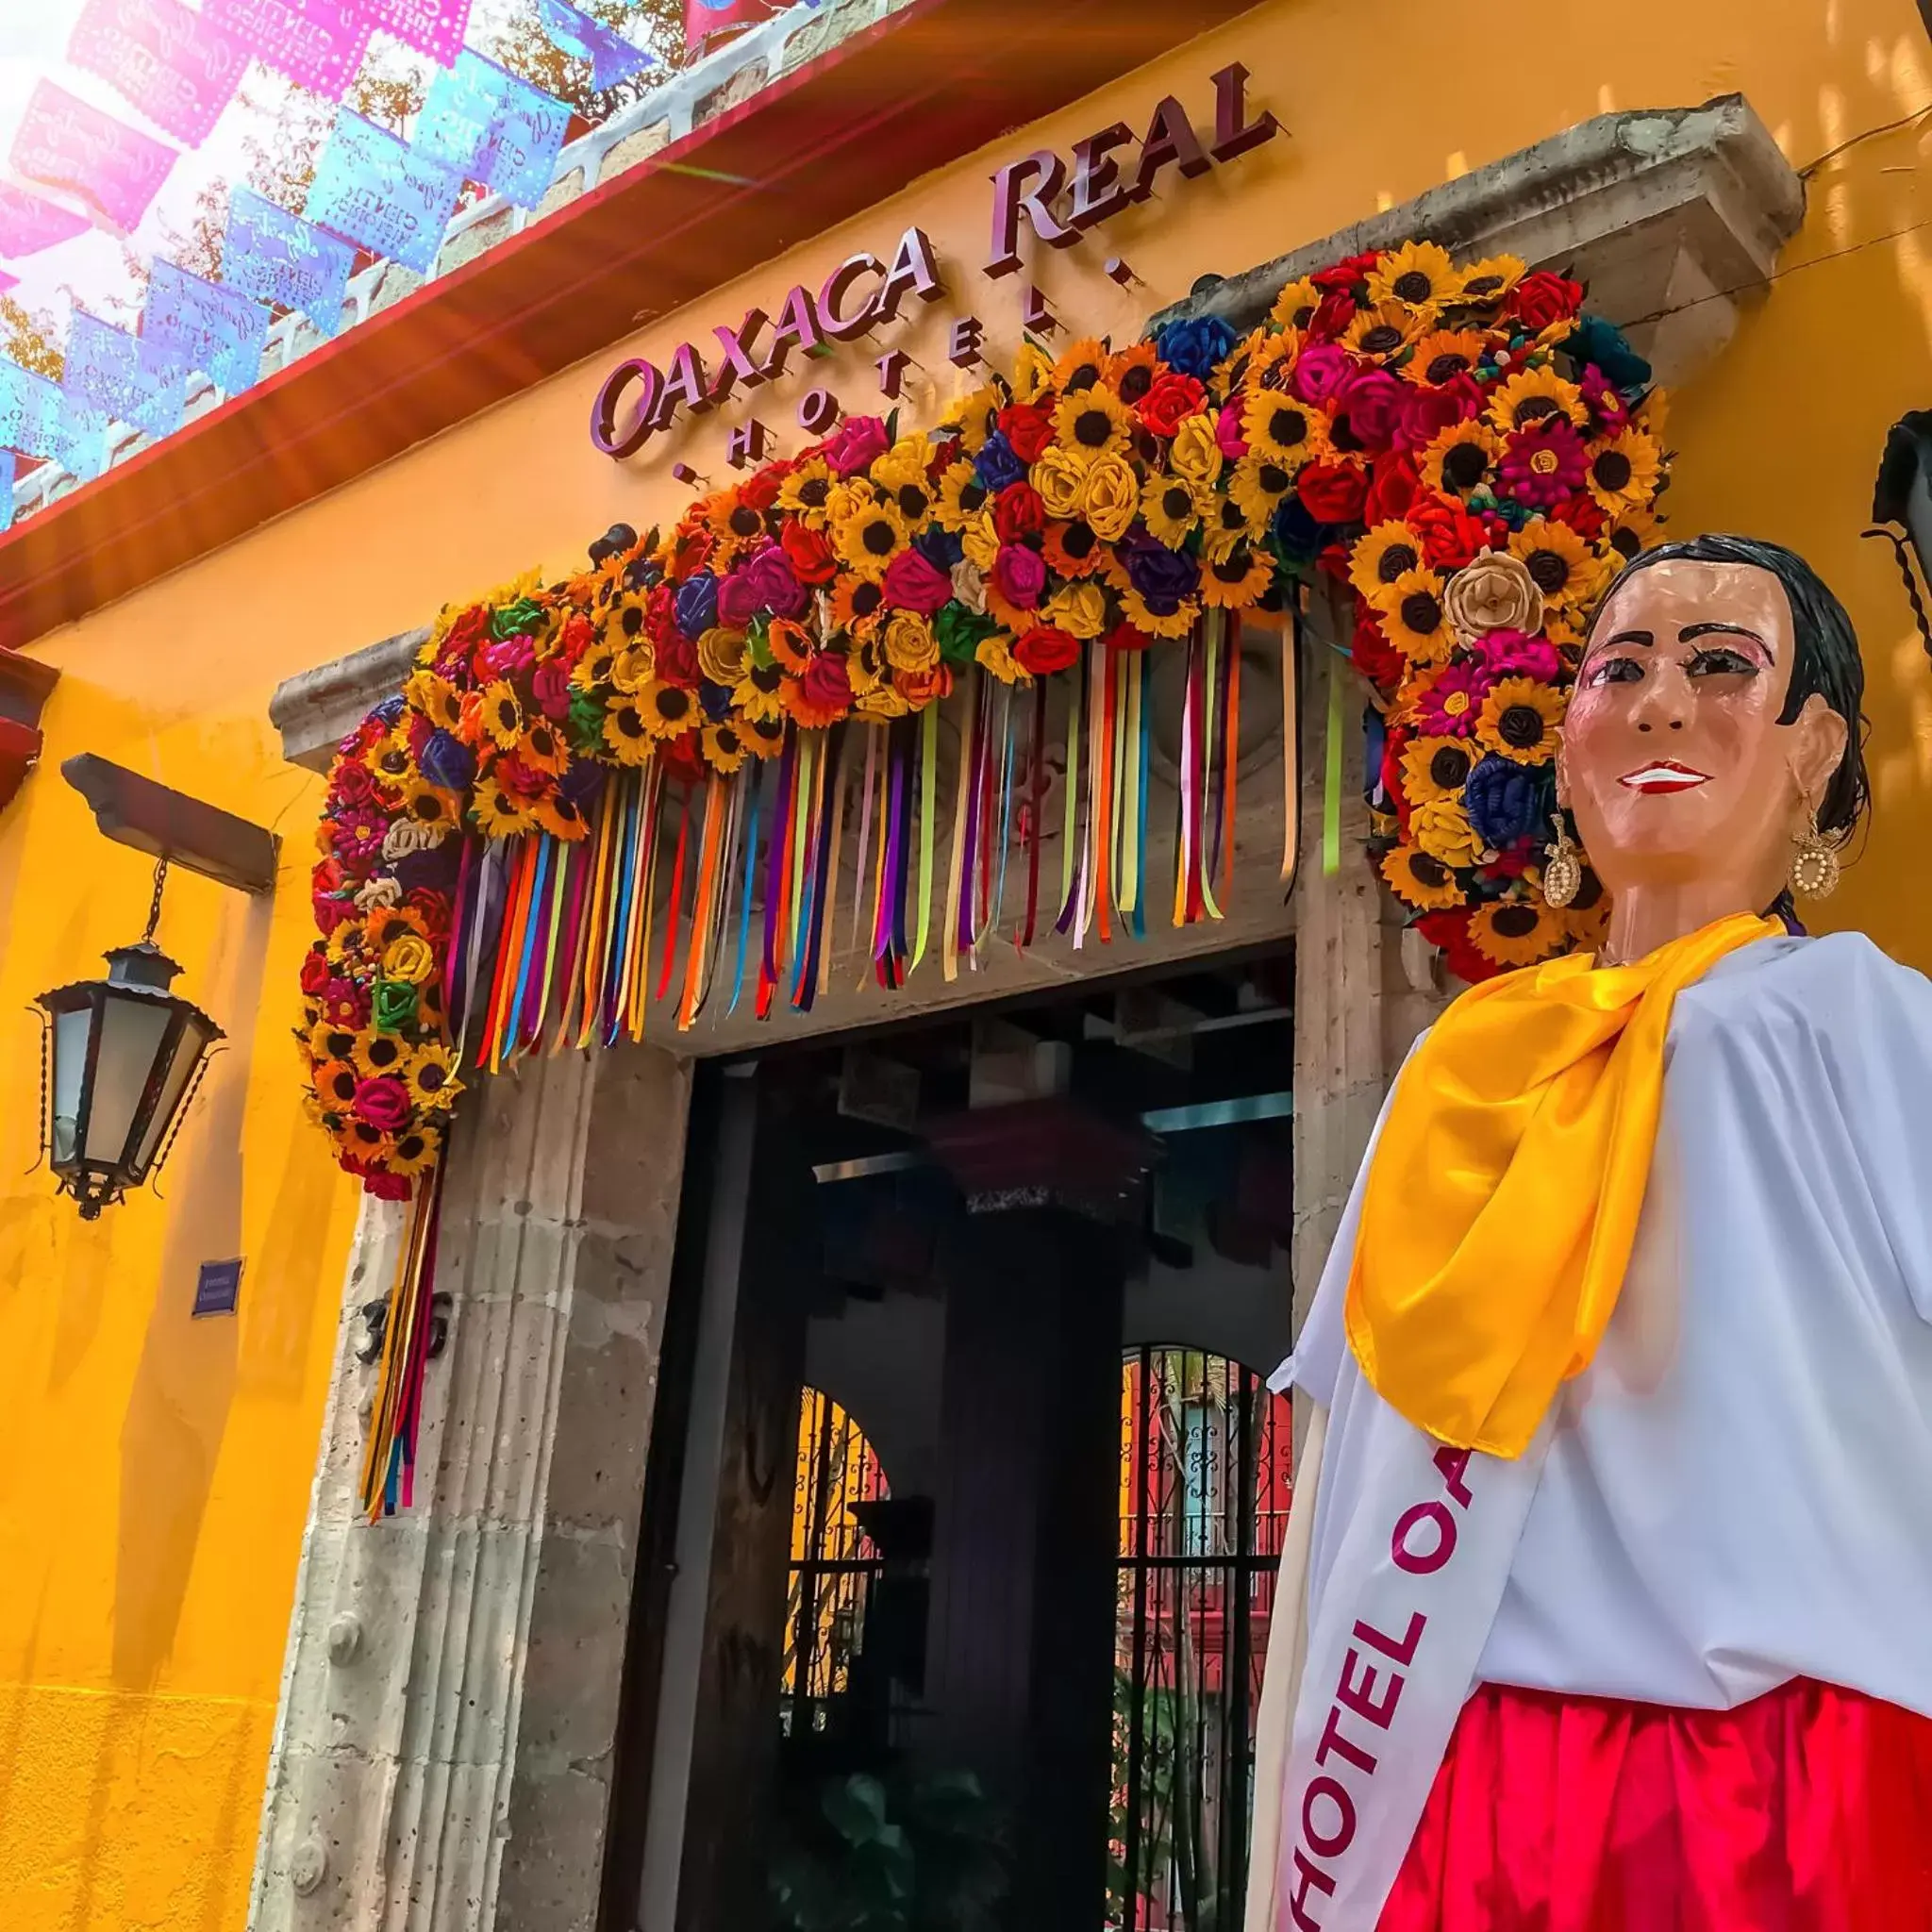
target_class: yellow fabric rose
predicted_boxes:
[1169,413,1224,489]
[1031,445,1091,522]
[609,642,656,693]
[1044,581,1108,641]
[976,632,1029,685]
[697,626,748,686]
[1410,797,1484,869]
[1081,454,1141,542]
[959,512,1002,574]
[382,935,438,986]
[1012,340,1056,406]
[857,681,911,718]
[883,611,940,673]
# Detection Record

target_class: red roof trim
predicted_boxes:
[0,0,1256,653]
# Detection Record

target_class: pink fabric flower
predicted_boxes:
[1499,422,1589,509]
[1216,400,1250,461]
[1579,365,1630,435]
[352,1076,412,1133]
[477,634,536,680]
[1475,629,1563,682]
[882,547,954,616]
[992,543,1046,610]
[1290,342,1352,407]
[531,658,574,721]
[824,415,891,477]
[320,976,371,1029]
[1332,369,1405,451]
[1414,660,1495,738]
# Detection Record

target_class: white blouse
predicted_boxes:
[1290,932,1932,1713]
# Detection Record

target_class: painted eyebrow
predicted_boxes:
[1679,621,1773,657]
[1601,628,1655,648]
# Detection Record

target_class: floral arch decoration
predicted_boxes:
[303,242,1668,1516]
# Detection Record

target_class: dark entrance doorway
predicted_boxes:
[601,953,1297,1932]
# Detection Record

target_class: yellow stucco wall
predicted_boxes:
[3,0,1931,1924]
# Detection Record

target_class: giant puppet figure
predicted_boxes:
[1247,534,1932,1932]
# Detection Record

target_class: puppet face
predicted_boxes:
[1557,558,1845,905]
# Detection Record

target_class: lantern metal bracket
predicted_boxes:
[60,754,279,895]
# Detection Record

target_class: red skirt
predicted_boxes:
[1378,1678,1932,1932]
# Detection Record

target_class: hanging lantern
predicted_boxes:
[33,859,223,1219]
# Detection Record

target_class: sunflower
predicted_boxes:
[601,696,656,766]
[777,456,837,527]
[1055,385,1134,459]
[366,905,430,955]
[1507,521,1605,617]
[364,728,416,791]
[1585,426,1664,515]
[641,679,702,739]
[308,1022,359,1066]
[1381,843,1465,911]
[941,384,1003,455]
[1107,341,1161,408]
[1341,302,1422,363]
[406,669,465,734]
[1141,474,1213,548]
[1350,522,1428,606]
[1042,518,1108,578]
[742,714,789,760]
[472,782,537,837]
[1368,241,1462,317]
[936,459,994,531]
[732,661,787,722]
[1011,339,1056,405]
[1052,337,1110,394]
[1380,569,1456,664]
[1487,365,1586,436]
[1245,393,1324,471]
[1605,503,1664,564]
[398,779,460,836]
[765,617,814,675]
[1470,895,1564,968]
[1200,544,1274,609]
[830,575,888,634]
[573,639,622,691]
[1400,736,1478,807]
[702,722,747,774]
[1209,489,1265,551]
[602,589,652,650]
[707,490,769,548]
[1420,421,1500,503]
[1229,454,1299,530]
[1455,255,1526,305]
[1475,677,1564,765]
[518,719,571,776]
[341,1120,398,1166]
[1269,275,1322,332]
[1407,329,1489,391]
[1121,589,1199,640]
[831,497,911,582]
[871,435,933,495]
[352,1029,412,1080]
[390,1122,442,1179]
[313,1056,362,1112]
[478,680,525,749]
[406,1042,460,1110]
[1411,796,1484,868]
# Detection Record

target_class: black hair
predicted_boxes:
[1588,533,1871,841]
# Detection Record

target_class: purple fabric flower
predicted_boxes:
[824,414,891,477]
[477,634,535,680]
[882,547,954,615]
[992,543,1046,610]
[1124,540,1201,614]
[530,658,574,722]
[1290,342,1351,406]
[1332,369,1406,451]
[675,572,719,641]
[419,728,475,792]
[559,760,607,809]
[1475,629,1563,682]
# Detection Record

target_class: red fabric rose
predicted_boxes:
[781,520,839,585]
[645,582,680,644]
[1316,541,1354,586]
[496,756,550,799]
[1311,251,1380,293]
[997,404,1055,464]
[656,632,699,685]
[1138,371,1208,440]
[1508,271,1584,335]
[739,464,787,513]
[332,759,375,807]
[1297,460,1370,525]
[658,731,706,785]
[314,893,358,936]
[1407,494,1491,572]
[344,1157,414,1201]
[799,649,854,715]
[1105,621,1155,655]
[882,547,953,616]
[993,482,1047,545]
[1333,369,1406,452]
[1014,626,1082,676]
[1363,451,1421,526]
[299,947,334,994]
[1379,723,1411,811]
[1398,381,1480,452]
[1350,607,1407,691]
[531,658,574,721]
[1554,491,1607,541]
[406,888,452,936]
[556,612,595,668]
[1307,289,1357,342]
[1417,908,1493,987]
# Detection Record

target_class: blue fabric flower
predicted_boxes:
[699,678,734,723]
[915,524,966,572]
[1271,497,1322,569]
[1124,540,1200,613]
[974,431,1025,493]
[558,760,606,809]
[1560,316,1652,391]
[1157,314,1238,381]
[374,693,407,727]
[675,572,719,641]
[419,728,475,793]
[1464,754,1554,851]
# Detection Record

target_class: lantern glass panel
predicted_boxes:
[131,1008,217,1177]
[51,1003,92,1166]
[85,991,174,1167]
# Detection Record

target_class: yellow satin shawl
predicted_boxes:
[1344,911,1780,1457]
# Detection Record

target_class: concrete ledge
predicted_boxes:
[270,629,427,774]
[1153,93,1805,383]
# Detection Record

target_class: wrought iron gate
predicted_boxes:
[1110,1347,1294,1932]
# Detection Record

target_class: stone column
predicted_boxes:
[248,1042,691,1932]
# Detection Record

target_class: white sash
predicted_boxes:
[1274,1359,1552,1931]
